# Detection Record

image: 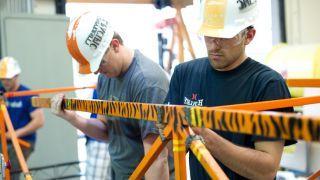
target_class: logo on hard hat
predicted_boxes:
[237,0,257,11]
[85,17,108,50]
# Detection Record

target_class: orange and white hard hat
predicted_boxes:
[66,12,114,74]
[198,0,258,38]
[0,57,21,79]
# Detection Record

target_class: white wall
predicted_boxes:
[1,14,80,178]
[33,0,56,15]
[285,0,320,174]
[285,0,320,44]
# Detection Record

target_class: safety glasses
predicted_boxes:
[205,29,248,49]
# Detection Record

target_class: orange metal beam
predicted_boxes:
[183,128,228,180]
[130,126,172,179]
[176,8,195,59]
[172,129,187,180]
[4,85,95,98]
[0,110,10,180]
[176,13,184,63]
[286,79,320,87]
[1,105,31,178]
[0,132,31,149]
[216,96,320,111]
[308,169,320,180]
[16,139,31,149]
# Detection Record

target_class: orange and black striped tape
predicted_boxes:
[32,97,320,142]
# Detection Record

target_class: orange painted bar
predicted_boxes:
[173,129,187,180]
[286,79,320,87]
[130,126,172,179]
[1,104,31,177]
[4,85,95,98]
[308,169,320,180]
[17,139,31,149]
[0,110,11,180]
[184,128,228,180]
[176,8,195,59]
[216,96,320,111]
[0,132,31,148]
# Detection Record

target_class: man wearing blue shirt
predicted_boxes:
[0,57,45,179]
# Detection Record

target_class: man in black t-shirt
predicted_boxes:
[165,0,296,179]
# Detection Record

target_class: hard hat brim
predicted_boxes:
[0,70,21,79]
[88,52,105,74]
[88,32,114,74]
[198,25,242,39]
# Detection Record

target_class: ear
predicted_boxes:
[13,74,19,80]
[244,28,256,45]
[110,39,120,52]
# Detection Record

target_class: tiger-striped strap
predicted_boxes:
[32,97,320,142]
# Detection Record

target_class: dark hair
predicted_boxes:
[240,26,254,37]
[113,32,123,45]
[247,25,254,30]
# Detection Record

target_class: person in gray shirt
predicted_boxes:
[51,12,171,180]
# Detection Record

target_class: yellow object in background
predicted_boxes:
[265,44,320,97]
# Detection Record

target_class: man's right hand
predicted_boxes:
[51,93,74,119]
[50,93,109,141]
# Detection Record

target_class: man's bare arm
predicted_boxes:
[9,108,45,139]
[193,128,284,179]
[51,94,108,141]
[143,134,169,180]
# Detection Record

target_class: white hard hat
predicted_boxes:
[0,57,21,79]
[198,0,258,38]
[66,12,114,74]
